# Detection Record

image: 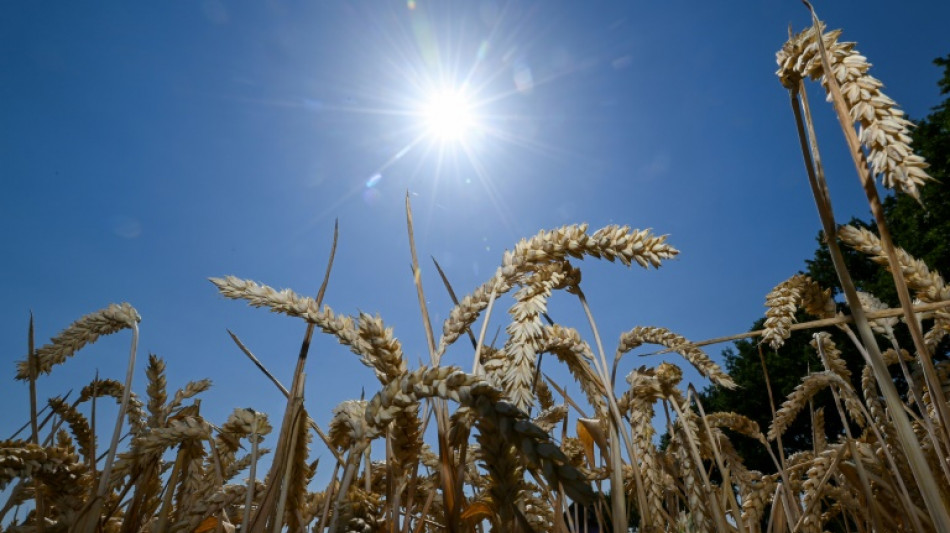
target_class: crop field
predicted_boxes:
[3,5,949,533]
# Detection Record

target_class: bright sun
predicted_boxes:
[420,88,476,143]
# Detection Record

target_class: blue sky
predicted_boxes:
[2,1,949,481]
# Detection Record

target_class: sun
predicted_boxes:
[420,87,477,143]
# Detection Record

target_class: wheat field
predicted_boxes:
[3,6,950,533]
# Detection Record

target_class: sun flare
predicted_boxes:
[420,88,477,143]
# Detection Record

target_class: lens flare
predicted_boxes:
[421,88,476,142]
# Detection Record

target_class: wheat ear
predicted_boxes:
[839,224,950,346]
[437,224,678,355]
[777,25,931,200]
[617,326,735,389]
[15,303,140,380]
[762,274,835,349]
[362,365,594,505]
[502,261,578,412]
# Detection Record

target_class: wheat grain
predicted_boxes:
[15,303,140,380]
[771,371,841,441]
[211,277,421,386]
[839,225,950,301]
[535,379,555,411]
[531,405,567,433]
[173,434,209,522]
[625,374,665,527]
[47,398,94,465]
[762,274,835,349]
[839,224,950,349]
[671,409,709,533]
[777,25,932,200]
[537,325,606,415]
[801,448,838,533]
[171,483,246,533]
[617,326,735,389]
[857,291,899,339]
[165,379,212,420]
[437,224,678,355]
[503,262,575,411]
[448,406,477,449]
[811,333,866,428]
[337,488,384,533]
[810,332,850,380]
[704,412,767,447]
[145,354,167,427]
[329,400,369,452]
[131,416,212,458]
[362,365,594,505]
[813,407,827,452]
[215,408,271,474]
[283,406,313,532]
[223,448,270,484]
[77,378,146,437]
[738,470,776,525]
[354,312,408,382]
[0,441,87,503]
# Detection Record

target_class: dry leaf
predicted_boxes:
[194,516,218,533]
[461,501,493,522]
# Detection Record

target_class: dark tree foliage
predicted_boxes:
[699,55,950,474]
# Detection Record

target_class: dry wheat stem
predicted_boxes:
[573,287,639,529]
[812,339,886,532]
[785,61,949,529]
[641,300,950,356]
[90,321,139,511]
[26,313,49,533]
[689,388,744,533]
[797,11,950,528]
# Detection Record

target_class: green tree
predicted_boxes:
[700,54,950,474]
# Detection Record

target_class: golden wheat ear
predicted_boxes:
[761,274,835,350]
[16,303,140,380]
[616,326,736,389]
[777,22,931,201]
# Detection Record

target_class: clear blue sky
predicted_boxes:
[2,1,948,477]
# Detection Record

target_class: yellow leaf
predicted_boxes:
[461,501,493,522]
[576,420,596,468]
[194,516,218,533]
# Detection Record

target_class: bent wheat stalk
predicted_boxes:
[781,5,950,529]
